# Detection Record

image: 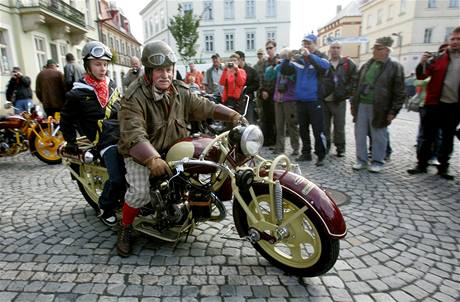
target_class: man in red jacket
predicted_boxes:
[408,26,460,180]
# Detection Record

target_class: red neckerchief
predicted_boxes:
[84,74,109,107]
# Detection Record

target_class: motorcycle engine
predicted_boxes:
[0,129,17,155]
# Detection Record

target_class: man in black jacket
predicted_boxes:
[6,67,33,114]
[235,51,259,124]
[323,41,358,157]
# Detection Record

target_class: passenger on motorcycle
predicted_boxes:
[116,40,246,257]
[60,41,125,227]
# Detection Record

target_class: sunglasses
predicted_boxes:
[147,52,178,66]
[266,46,274,50]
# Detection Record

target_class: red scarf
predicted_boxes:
[84,74,109,107]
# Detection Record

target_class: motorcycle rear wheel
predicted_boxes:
[233,184,340,277]
[70,163,104,213]
[29,128,63,164]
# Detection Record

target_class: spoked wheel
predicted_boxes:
[70,163,106,213]
[233,184,340,277]
[30,127,64,164]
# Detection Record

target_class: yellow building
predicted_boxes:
[317,1,362,63]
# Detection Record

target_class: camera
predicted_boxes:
[132,68,139,74]
[227,62,234,68]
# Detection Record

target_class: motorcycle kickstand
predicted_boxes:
[219,226,245,241]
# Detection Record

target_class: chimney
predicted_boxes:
[336,5,342,14]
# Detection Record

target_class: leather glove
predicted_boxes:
[232,114,248,126]
[64,143,79,155]
[145,156,172,178]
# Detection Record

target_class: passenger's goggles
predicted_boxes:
[147,52,177,66]
[85,46,112,60]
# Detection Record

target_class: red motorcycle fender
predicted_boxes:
[260,170,347,239]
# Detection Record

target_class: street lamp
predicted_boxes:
[391,32,402,62]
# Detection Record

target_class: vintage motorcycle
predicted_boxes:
[0,102,63,164]
[60,108,347,277]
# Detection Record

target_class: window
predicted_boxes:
[424,28,433,43]
[400,0,406,13]
[266,30,276,41]
[182,2,193,12]
[85,0,92,26]
[204,33,214,52]
[34,36,46,70]
[160,8,166,29]
[225,32,234,51]
[203,1,213,20]
[102,33,107,44]
[155,14,159,33]
[50,43,59,65]
[144,20,149,38]
[246,0,256,18]
[121,42,125,55]
[334,29,341,38]
[377,9,383,24]
[59,43,67,66]
[449,0,459,7]
[388,4,394,19]
[149,18,154,36]
[109,36,113,48]
[445,27,454,41]
[112,71,117,86]
[246,31,255,50]
[427,0,436,8]
[366,14,372,28]
[224,0,234,19]
[322,35,327,46]
[115,39,120,52]
[267,0,276,17]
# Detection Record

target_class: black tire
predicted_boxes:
[70,163,102,213]
[233,183,340,277]
[29,129,63,165]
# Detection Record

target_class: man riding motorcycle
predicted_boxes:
[117,40,246,257]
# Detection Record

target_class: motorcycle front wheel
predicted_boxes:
[29,127,64,164]
[233,184,340,277]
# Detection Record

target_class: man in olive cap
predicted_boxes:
[35,59,66,117]
[351,36,405,173]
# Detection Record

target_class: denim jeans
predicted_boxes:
[99,146,126,212]
[14,98,33,114]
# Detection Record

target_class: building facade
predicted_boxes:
[140,0,291,66]
[359,0,460,74]
[0,0,140,110]
[317,1,362,63]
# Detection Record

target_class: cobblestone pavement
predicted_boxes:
[0,110,459,302]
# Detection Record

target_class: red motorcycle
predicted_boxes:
[0,102,63,164]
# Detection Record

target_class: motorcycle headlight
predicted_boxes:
[229,125,264,156]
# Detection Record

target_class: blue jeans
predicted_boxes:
[14,98,33,114]
[296,101,326,159]
[99,146,126,213]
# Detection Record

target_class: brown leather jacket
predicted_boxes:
[35,68,66,110]
[118,77,217,156]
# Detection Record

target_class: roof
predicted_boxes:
[321,1,361,28]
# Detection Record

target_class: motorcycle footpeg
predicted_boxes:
[247,227,276,244]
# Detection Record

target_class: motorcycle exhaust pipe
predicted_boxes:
[58,144,95,163]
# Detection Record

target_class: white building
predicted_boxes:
[140,0,291,66]
[359,0,460,74]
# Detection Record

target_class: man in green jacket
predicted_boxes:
[116,41,245,257]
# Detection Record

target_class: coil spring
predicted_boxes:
[274,180,283,222]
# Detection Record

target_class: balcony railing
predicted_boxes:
[17,0,86,28]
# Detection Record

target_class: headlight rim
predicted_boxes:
[240,125,264,156]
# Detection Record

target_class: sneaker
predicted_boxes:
[352,162,367,170]
[296,153,312,161]
[368,164,383,173]
[384,154,391,161]
[407,166,427,175]
[438,172,454,180]
[98,209,117,227]
[336,151,344,157]
[428,159,440,166]
[117,224,133,257]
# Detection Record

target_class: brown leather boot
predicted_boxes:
[116,224,133,257]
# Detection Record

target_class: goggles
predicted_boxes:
[147,52,177,66]
[84,46,112,60]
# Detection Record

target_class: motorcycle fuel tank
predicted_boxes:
[165,135,220,162]
[0,115,26,129]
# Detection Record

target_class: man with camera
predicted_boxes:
[5,67,33,114]
[351,36,405,173]
[408,26,460,180]
[122,56,144,93]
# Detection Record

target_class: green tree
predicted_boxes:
[168,5,200,65]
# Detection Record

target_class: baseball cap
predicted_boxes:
[302,34,318,43]
[256,48,264,54]
[46,59,57,66]
[211,53,220,59]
